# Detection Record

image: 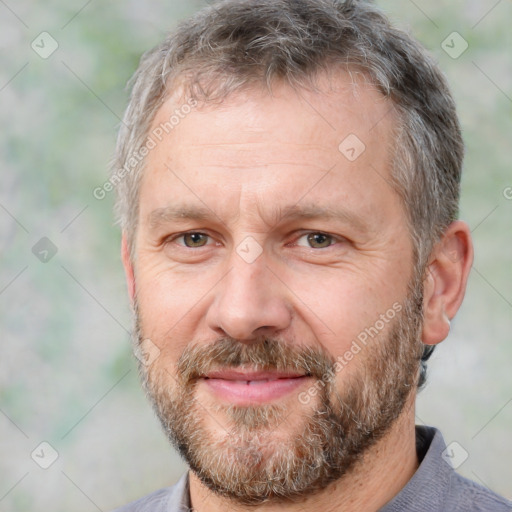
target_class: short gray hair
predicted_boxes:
[113,0,463,387]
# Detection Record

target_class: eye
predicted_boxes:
[176,232,210,248]
[296,232,336,249]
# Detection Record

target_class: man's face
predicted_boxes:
[129,75,424,503]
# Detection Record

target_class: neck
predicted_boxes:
[189,395,419,512]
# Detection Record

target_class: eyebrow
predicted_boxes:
[148,205,215,230]
[147,202,370,233]
[275,203,370,233]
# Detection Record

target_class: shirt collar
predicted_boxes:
[379,425,451,511]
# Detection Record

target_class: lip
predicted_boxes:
[200,369,311,405]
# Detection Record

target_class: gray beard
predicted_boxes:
[135,279,424,505]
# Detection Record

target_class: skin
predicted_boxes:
[122,73,473,511]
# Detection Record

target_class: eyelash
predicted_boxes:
[167,231,342,249]
[168,232,215,247]
[293,231,339,249]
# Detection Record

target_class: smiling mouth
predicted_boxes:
[206,378,302,385]
[200,369,312,405]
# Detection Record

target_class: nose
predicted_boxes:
[206,252,292,341]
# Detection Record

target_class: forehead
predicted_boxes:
[138,72,401,229]
[159,72,395,154]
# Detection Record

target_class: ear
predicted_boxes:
[121,233,136,305]
[421,220,473,345]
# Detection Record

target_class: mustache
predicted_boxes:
[176,337,336,383]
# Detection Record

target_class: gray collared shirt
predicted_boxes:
[112,426,511,511]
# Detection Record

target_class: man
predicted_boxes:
[111,0,511,510]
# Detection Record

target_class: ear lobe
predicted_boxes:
[421,221,473,346]
[121,233,136,304]
[421,263,451,345]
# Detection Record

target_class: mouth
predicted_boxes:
[200,369,312,405]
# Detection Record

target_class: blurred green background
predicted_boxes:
[0,1,510,509]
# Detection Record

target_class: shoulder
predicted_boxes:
[421,426,512,511]
[111,487,174,512]
[422,426,511,511]
[110,473,190,512]
[381,426,511,512]
[447,471,512,512]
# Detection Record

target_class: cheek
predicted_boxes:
[288,269,396,354]
[135,268,212,357]
[137,253,215,314]
[134,249,407,364]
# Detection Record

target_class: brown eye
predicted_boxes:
[182,233,209,247]
[306,233,333,248]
